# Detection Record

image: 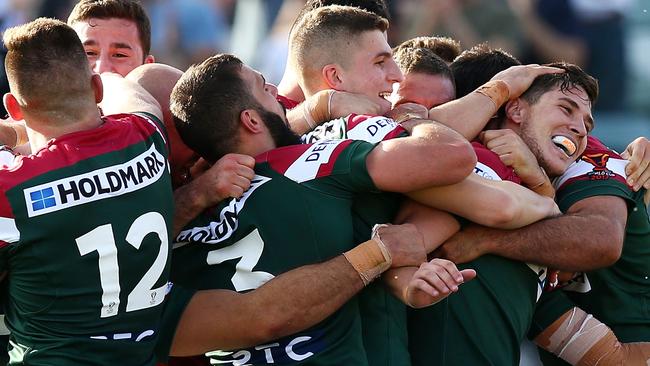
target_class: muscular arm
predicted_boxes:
[367,121,476,192]
[170,223,426,355]
[438,195,627,271]
[99,73,163,121]
[170,255,363,355]
[407,173,559,229]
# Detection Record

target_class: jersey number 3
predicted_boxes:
[76,212,169,318]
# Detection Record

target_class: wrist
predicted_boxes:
[343,224,392,285]
[475,80,510,109]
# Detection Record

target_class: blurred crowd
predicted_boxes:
[1,0,649,149]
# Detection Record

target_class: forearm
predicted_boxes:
[368,121,476,192]
[428,91,498,140]
[474,213,621,271]
[170,255,363,355]
[407,175,557,229]
[100,73,163,121]
[0,122,27,148]
[383,266,418,305]
[287,90,334,135]
[172,183,203,236]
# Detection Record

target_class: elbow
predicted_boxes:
[437,139,476,185]
[481,194,519,228]
[253,312,293,345]
[598,239,623,268]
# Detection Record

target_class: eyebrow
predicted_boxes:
[559,97,594,130]
[82,40,134,50]
[375,51,392,60]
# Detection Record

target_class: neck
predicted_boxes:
[26,109,103,152]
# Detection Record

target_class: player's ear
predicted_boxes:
[144,55,155,64]
[505,98,526,125]
[240,109,264,134]
[91,74,104,104]
[3,93,23,121]
[322,64,343,90]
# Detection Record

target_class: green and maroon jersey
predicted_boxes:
[300,114,409,366]
[0,113,177,365]
[408,142,545,366]
[171,139,379,366]
[552,136,650,342]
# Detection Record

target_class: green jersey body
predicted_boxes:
[171,139,379,365]
[303,114,411,366]
[0,113,181,365]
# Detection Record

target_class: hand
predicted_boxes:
[385,102,429,123]
[491,64,565,99]
[480,129,545,186]
[621,137,650,191]
[189,153,255,209]
[375,223,427,268]
[330,91,390,119]
[405,258,476,308]
[545,269,577,290]
[433,225,495,264]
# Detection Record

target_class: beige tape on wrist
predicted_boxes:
[343,224,393,285]
[475,80,510,109]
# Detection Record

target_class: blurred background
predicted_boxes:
[1,0,648,150]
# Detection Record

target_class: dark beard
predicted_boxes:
[260,109,301,148]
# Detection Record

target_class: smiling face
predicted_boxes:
[337,30,404,108]
[71,17,153,76]
[516,86,592,177]
[390,71,455,109]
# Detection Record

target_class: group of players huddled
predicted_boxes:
[1,0,650,365]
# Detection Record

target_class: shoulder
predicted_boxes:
[555,136,627,189]
[345,114,406,143]
[256,140,370,183]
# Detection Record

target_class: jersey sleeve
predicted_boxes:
[263,139,378,193]
[0,147,17,169]
[131,112,171,157]
[553,137,634,212]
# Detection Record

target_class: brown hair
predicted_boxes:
[521,62,599,108]
[4,18,95,122]
[68,0,151,56]
[393,45,453,83]
[290,5,389,90]
[395,36,461,64]
[171,54,262,163]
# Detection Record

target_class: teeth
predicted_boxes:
[552,135,576,157]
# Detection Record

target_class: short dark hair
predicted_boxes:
[171,54,261,163]
[521,62,599,108]
[4,18,94,122]
[395,36,461,64]
[393,45,454,83]
[290,5,389,91]
[68,0,151,56]
[451,43,521,98]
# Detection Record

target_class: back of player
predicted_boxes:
[0,113,174,365]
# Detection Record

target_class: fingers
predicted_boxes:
[460,268,477,282]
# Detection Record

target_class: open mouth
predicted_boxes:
[379,92,391,101]
[551,135,577,157]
